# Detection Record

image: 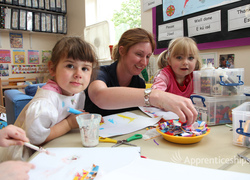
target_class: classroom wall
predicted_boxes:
[140,3,250,86]
[0,31,62,81]
[0,0,86,81]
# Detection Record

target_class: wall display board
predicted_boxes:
[153,0,250,54]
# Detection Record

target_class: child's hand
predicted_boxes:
[0,161,35,180]
[66,114,78,129]
[0,125,29,147]
[100,116,104,123]
[66,112,88,129]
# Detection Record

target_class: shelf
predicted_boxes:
[0,77,36,106]
[2,84,28,89]
[0,28,66,35]
[0,2,67,34]
[0,2,66,15]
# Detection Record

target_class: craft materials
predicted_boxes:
[76,114,101,147]
[237,153,250,163]
[158,119,209,137]
[24,142,53,155]
[99,134,142,147]
[226,124,233,128]
[73,164,99,180]
[85,164,99,179]
[99,112,161,137]
[67,107,83,115]
[139,106,179,120]
[142,127,161,140]
[113,134,142,147]
[153,139,159,145]
[28,147,141,180]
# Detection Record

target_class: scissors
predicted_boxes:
[99,134,143,147]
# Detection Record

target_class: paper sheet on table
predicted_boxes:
[102,157,250,180]
[99,112,161,137]
[139,106,179,120]
[28,147,141,180]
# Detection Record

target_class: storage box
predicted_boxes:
[190,94,246,126]
[193,68,244,96]
[232,102,250,147]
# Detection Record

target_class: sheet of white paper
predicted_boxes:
[102,158,250,180]
[28,147,140,180]
[139,106,179,120]
[99,112,161,137]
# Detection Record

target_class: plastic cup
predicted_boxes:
[76,114,101,147]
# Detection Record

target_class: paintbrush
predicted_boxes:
[24,142,55,156]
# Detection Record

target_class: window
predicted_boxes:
[85,0,141,44]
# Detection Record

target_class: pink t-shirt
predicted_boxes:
[42,79,62,94]
[152,65,193,98]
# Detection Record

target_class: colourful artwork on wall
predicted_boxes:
[0,50,11,63]
[42,50,52,63]
[163,0,240,22]
[13,50,25,64]
[9,33,23,48]
[0,64,9,77]
[28,50,39,64]
[12,65,48,74]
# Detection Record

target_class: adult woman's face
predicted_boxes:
[119,42,152,76]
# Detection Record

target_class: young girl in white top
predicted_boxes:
[1,37,99,161]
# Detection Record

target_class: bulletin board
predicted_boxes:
[153,0,250,54]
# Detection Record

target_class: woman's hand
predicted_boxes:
[150,90,197,126]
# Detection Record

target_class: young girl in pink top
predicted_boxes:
[152,37,201,98]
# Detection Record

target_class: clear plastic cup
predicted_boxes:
[76,114,101,147]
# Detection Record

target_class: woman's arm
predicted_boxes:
[88,80,197,125]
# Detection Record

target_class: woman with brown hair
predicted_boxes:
[85,28,197,125]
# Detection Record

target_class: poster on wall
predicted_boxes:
[162,0,240,22]
[28,50,39,64]
[0,64,9,77]
[219,54,235,68]
[12,65,48,74]
[0,50,11,63]
[13,50,25,64]
[200,52,217,67]
[9,33,23,48]
[42,50,52,63]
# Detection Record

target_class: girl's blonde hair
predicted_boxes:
[157,37,201,70]
[112,28,155,61]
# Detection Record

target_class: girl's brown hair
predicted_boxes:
[49,37,99,81]
[157,37,201,70]
[112,28,156,61]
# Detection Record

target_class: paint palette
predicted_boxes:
[156,126,210,144]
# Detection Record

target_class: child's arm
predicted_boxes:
[44,113,80,143]
[152,70,169,91]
